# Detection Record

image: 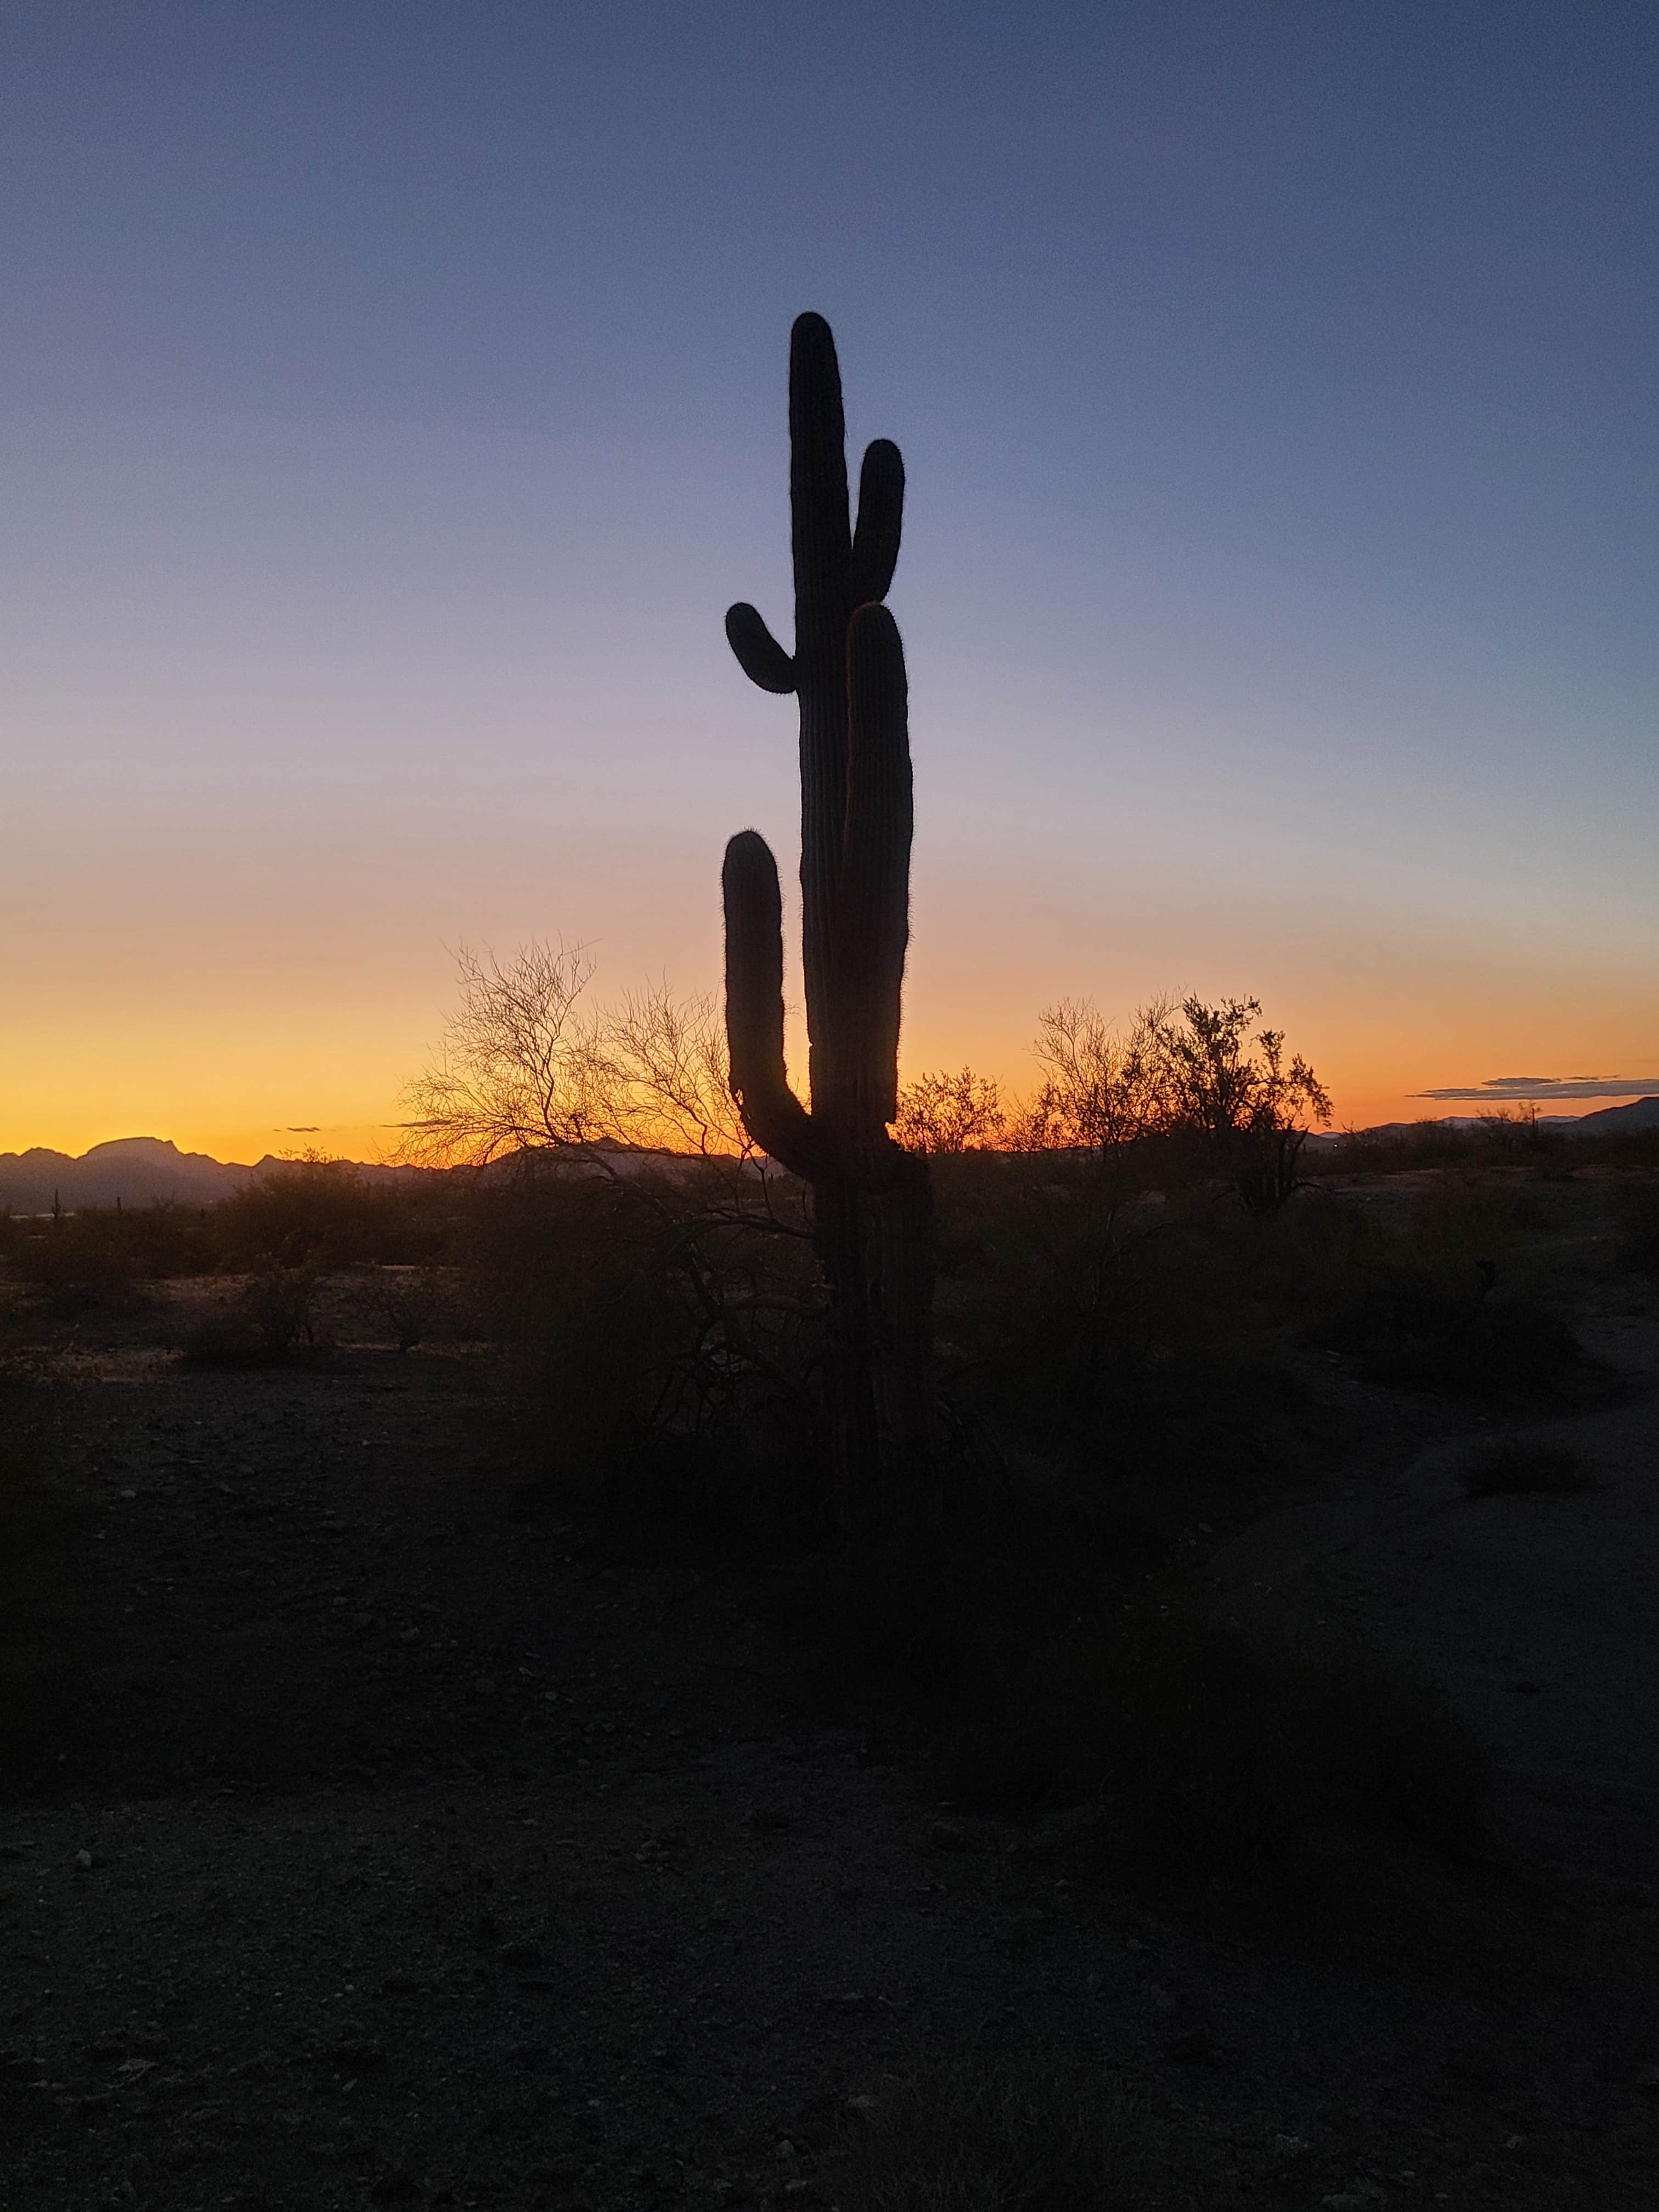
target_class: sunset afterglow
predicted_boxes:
[5,5,1655,1162]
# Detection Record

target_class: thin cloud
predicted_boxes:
[282,1124,321,1132]
[1415,1076,1659,1103]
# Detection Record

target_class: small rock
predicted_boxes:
[74,1849,94,1870]
[776,2139,797,2161]
[928,1820,965,1852]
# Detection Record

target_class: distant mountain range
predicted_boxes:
[0,1136,427,1215]
[6,1103,1658,1211]
[1303,1097,1659,1148]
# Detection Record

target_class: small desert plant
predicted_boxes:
[1463,1437,1599,1497]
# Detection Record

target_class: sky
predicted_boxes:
[4,0,1657,1161]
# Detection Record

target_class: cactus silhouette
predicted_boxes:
[721,312,933,1525]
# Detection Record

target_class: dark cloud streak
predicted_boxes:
[1417,1077,1659,1103]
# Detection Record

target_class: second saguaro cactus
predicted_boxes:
[721,312,933,1522]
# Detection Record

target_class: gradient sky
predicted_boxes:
[4,0,1656,1160]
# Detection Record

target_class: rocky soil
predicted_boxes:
[2,1256,1657,2210]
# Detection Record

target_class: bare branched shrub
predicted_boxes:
[895,1066,1004,1154]
[1016,997,1171,1159]
[398,943,746,1166]
[398,942,617,1165]
[401,944,827,1519]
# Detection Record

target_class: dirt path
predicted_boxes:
[1211,1297,1659,1898]
[3,1299,1657,2209]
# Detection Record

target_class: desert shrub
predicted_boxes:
[182,1260,325,1366]
[1408,1167,1540,1255]
[1289,1171,1585,1400]
[895,1065,1005,1154]
[951,1590,1489,1877]
[209,1159,453,1271]
[1313,1253,1582,1396]
[931,1150,1298,1504]
[1463,1437,1598,1497]
[470,1155,825,1530]
[833,2050,1292,2211]
[2,1208,151,1313]
[1020,995,1331,1214]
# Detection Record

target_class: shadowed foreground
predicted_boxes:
[1,1241,1657,2210]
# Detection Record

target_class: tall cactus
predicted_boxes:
[721,313,933,1525]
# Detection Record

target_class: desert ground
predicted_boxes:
[2,1166,1657,2211]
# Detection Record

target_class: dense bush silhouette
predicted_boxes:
[1017,994,1331,1213]
[210,1156,453,1271]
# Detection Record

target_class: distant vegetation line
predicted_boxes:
[7,1091,1659,1218]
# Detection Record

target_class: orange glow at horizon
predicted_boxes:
[8,944,1655,1167]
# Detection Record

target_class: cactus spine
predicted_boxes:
[721,313,933,1525]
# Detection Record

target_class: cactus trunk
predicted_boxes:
[721,313,934,1530]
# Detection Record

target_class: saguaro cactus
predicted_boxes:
[721,312,933,1525]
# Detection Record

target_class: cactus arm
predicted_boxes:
[839,604,912,1128]
[725,603,798,694]
[848,439,904,605]
[789,313,853,624]
[721,830,828,1178]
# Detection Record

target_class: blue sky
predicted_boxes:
[4,1,1656,1153]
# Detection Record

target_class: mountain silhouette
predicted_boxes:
[6,1103,1656,1215]
[0,1137,422,1215]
